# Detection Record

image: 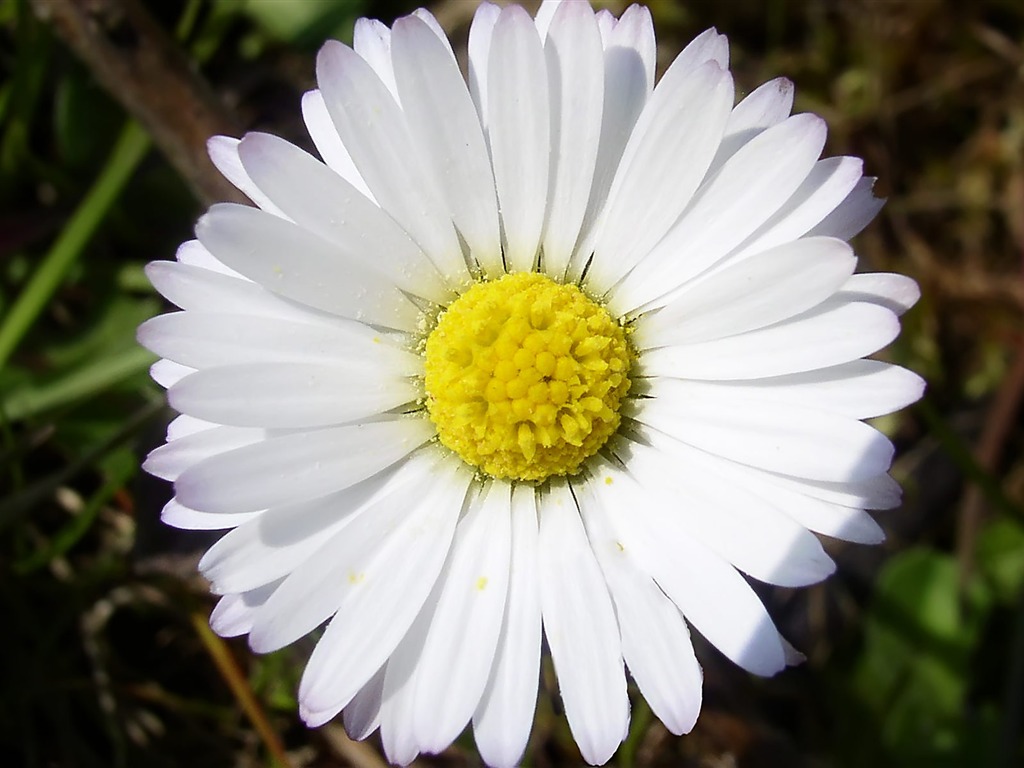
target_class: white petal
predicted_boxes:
[248,452,454,653]
[344,666,386,740]
[644,360,924,420]
[196,204,420,330]
[773,472,902,511]
[540,0,604,278]
[567,4,655,282]
[473,484,542,768]
[175,239,243,278]
[198,468,401,594]
[237,132,451,304]
[143,426,263,481]
[300,89,376,203]
[640,300,900,380]
[411,9,453,54]
[585,60,733,296]
[161,498,259,530]
[150,358,194,388]
[577,477,702,735]
[209,581,280,638]
[806,176,884,240]
[166,414,215,441]
[353,19,398,99]
[413,481,513,753]
[595,10,615,44]
[635,237,857,347]
[391,15,503,277]
[589,460,786,676]
[316,41,469,286]
[379,599,433,766]
[468,2,501,129]
[706,77,794,176]
[612,438,836,586]
[780,498,885,544]
[727,77,795,133]
[534,0,561,40]
[839,272,921,316]
[488,5,550,273]
[206,136,286,217]
[666,453,886,544]
[673,27,730,70]
[168,362,418,429]
[631,386,894,483]
[175,418,434,514]
[539,481,628,766]
[639,425,902,511]
[633,428,886,543]
[610,113,828,313]
[138,311,420,376]
[300,457,473,726]
[145,261,345,324]
[726,157,863,262]
[605,5,656,81]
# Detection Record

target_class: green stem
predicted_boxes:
[0,120,150,368]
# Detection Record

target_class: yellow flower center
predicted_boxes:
[423,272,632,482]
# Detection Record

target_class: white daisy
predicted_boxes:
[138,1,924,765]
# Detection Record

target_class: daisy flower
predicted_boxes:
[138,1,924,765]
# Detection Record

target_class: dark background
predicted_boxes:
[2,0,1023,766]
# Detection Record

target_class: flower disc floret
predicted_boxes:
[424,272,632,482]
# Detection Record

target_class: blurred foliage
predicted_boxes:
[1,0,1023,766]
[225,0,369,52]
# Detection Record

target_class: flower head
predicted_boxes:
[139,1,924,765]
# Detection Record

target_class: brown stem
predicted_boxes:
[30,0,246,206]
[190,612,292,768]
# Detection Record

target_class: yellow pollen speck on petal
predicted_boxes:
[424,272,632,482]
[348,571,366,585]
[476,576,488,591]
[605,476,614,485]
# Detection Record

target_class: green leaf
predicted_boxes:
[977,517,1024,603]
[249,650,299,712]
[852,548,993,765]
[1,345,156,422]
[42,292,159,371]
